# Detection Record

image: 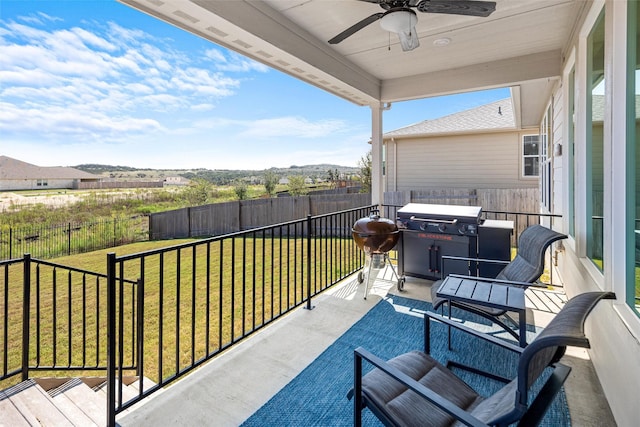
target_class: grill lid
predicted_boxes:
[397,203,482,223]
[352,210,399,254]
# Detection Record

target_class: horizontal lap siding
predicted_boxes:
[389,131,538,190]
[384,189,539,213]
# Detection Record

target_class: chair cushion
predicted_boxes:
[467,379,518,425]
[362,350,484,427]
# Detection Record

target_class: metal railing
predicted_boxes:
[0,216,148,261]
[1,206,372,425]
[1,204,568,426]
[1,255,137,386]
[105,205,372,425]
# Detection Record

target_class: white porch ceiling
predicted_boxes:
[118,0,588,127]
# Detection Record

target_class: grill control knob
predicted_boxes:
[438,224,447,232]
[458,224,468,235]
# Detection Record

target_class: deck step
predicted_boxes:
[0,379,73,426]
[51,379,106,425]
[0,376,157,426]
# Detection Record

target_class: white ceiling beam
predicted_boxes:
[380,50,563,102]
[191,0,382,101]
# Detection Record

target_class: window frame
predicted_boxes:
[521,134,541,178]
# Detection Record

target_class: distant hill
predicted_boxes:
[74,164,360,185]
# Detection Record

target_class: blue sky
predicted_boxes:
[0,0,510,170]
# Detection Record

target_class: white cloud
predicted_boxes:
[240,116,349,139]
[0,7,370,170]
[0,12,246,145]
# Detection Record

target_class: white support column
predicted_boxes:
[370,103,384,206]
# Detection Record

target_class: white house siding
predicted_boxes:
[0,179,75,191]
[552,2,640,426]
[552,88,564,216]
[385,131,539,191]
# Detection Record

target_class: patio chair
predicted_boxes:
[352,291,615,427]
[430,224,567,342]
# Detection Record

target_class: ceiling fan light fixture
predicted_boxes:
[397,29,420,51]
[379,9,420,51]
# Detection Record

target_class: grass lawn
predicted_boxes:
[1,236,361,390]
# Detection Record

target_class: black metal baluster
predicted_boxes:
[67,270,72,367]
[205,242,211,355]
[191,246,196,365]
[231,237,235,342]
[95,275,100,367]
[261,229,265,326]
[137,259,145,396]
[242,234,247,337]
[3,264,8,377]
[82,274,87,367]
[218,239,223,350]
[52,267,57,367]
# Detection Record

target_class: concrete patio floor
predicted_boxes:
[117,268,616,426]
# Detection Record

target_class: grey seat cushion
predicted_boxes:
[362,350,520,427]
[362,351,485,426]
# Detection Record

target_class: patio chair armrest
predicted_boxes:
[447,274,546,288]
[354,347,488,427]
[424,311,524,355]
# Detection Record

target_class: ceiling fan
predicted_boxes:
[328,0,497,51]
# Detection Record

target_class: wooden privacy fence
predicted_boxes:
[383,188,545,245]
[150,193,372,240]
[384,188,540,213]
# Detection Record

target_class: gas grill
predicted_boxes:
[396,203,512,281]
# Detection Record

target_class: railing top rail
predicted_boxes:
[0,257,26,267]
[32,257,138,285]
[116,204,375,262]
[310,204,376,221]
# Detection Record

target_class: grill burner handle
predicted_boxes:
[409,216,458,225]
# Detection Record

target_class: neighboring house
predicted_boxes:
[383,98,540,191]
[164,176,191,186]
[0,156,101,191]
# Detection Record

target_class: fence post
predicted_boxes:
[305,214,314,310]
[68,223,72,256]
[106,252,117,427]
[21,253,31,381]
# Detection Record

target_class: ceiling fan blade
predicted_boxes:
[417,0,496,17]
[328,12,384,44]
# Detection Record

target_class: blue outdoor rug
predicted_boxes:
[241,295,570,426]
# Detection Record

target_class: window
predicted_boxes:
[627,1,640,316]
[587,10,605,272]
[36,179,48,187]
[522,135,540,177]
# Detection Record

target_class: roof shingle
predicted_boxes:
[0,156,100,180]
[385,98,515,138]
